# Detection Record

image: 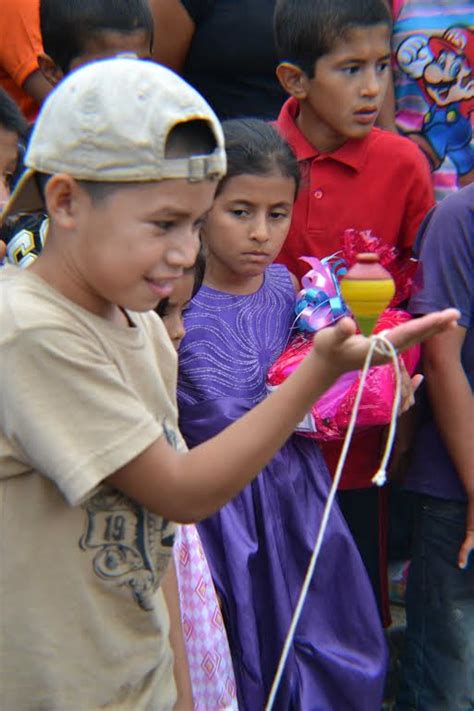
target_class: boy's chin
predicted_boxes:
[346,122,376,140]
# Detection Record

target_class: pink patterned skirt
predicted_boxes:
[174,525,238,710]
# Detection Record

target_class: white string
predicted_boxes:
[265,333,402,711]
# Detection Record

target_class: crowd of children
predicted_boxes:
[0,0,471,710]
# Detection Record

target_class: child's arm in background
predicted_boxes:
[149,0,195,73]
[162,557,194,710]
[108,310,459,523]
[423,328,474,568]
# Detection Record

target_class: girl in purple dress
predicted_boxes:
[177,119,387,710]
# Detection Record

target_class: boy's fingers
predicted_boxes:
[398,363,415,414]
[387,309,460,352]
[334,316,357,338]
[321,316,356,344]
[458,531,474,569]
[458,498,474,569]
[411,374,424,392]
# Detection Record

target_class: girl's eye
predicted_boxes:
[163,303,179,320]
[377,61,390,74]
[270,211,288,220]
[231,209,249,217]
[342,65,360,75]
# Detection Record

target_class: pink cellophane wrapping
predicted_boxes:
[267,309,420,440]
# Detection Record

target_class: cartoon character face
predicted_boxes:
[424,49,472,106]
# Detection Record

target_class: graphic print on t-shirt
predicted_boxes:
[79,418,178,610]
[2,214,49,267]
[395,25,473,190]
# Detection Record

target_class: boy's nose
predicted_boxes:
[168,232,200,269]
[361,70,381,98]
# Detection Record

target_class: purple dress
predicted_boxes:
[178,265,387,710]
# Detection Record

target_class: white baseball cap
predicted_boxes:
[1,57,226,222]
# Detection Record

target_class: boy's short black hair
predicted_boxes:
[40,0,154,74]
[0,89,28,139]
[274,0,391,77]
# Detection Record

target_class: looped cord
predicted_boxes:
[265,332,401,711]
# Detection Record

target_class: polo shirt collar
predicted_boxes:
[277,96,370,172]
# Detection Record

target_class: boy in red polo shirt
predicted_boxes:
[274,0,434,623]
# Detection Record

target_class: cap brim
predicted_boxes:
[0,168,44,226]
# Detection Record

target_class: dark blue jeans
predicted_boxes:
[395,494,474,711]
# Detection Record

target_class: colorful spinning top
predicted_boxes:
[340,253,395,336]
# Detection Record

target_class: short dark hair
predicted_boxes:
[0,89,28,139]
[40,0,154,74]
[217,118,300,197]
[274,0,391,77]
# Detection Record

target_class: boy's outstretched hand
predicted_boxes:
[311,310,460,377]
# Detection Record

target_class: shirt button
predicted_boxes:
[314,189,324,199]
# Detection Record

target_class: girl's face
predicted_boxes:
[201,171,296,294]
[161,272,195,351]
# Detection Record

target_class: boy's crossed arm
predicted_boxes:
[109,311,459,523]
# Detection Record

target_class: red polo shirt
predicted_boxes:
[275,96,434,281]
[275,97,434,489]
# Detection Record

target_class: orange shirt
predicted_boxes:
[0,0,43,122]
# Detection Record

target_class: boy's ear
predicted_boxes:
[38,53,64,87]
[45,174,85,229]
[276,62,310,100]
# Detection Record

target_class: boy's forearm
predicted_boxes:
[176,314,457,520]
[111,347,338,522]
[182,348,337,516]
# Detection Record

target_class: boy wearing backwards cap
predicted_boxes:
[0,57,458,708]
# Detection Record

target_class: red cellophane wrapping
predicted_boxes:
[342,229,418,306]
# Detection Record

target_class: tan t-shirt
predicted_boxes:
[0,267,183,710]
